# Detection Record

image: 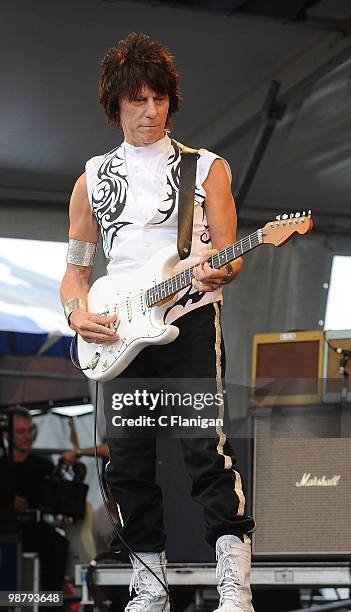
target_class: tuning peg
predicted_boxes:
[295,212,300,218]
[276,215,281,221]
[308,209,311,217]
[302,211,306,216]
[282,214,288,220]
[289,213,294,219]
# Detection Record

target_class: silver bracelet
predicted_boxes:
[63,297,84,322]
[66,239,97,267]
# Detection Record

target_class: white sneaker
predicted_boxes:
[125,551,170,612]
[213,535,255,612]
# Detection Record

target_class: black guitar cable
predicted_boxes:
[92,381,172,612]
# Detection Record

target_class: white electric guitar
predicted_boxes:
[76,212,313,382]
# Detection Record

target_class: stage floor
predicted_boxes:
[76,561,351,588]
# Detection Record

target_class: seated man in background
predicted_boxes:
[1,406,68,601]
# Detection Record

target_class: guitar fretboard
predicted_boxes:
[146,229,263,307]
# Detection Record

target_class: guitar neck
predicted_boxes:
[146,228,263,307]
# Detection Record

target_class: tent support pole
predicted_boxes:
[235,80,286,212]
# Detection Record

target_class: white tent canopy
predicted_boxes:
[1,0,351,240]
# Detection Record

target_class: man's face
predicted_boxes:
[119,84,170,147]
[13,416,35,454]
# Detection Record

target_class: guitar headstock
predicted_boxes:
[262,211,313,246]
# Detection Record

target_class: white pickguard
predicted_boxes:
[77,245,180,381]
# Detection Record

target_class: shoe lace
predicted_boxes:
[216,548,242,604]
[125,563,167,611]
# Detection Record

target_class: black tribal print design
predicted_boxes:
[91,139,211,266]
[92,147,131,258]
[154,140,208,228]
[164,284,205,321]
[199,201,211,244]
[153,139,182,225]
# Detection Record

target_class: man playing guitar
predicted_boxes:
[60,32,255,612]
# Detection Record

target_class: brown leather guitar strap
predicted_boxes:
[177,144,199,260]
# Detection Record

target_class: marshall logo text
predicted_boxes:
[295,473,341,487]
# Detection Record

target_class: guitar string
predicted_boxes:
[92,218,307,315]
[96,231,261,315]
[146,231,260,306]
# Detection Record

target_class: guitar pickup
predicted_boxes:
[100,308,119,332]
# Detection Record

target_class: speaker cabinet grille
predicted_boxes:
[253,435,351,555]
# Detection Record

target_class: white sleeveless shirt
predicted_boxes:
[85,134,231,324]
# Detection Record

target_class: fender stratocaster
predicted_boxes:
[76,211,313,381]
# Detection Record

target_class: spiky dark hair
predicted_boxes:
[99,32,181,127]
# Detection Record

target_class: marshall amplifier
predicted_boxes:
[252,413,351,556]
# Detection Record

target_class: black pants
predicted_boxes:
[103,304,255,552]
